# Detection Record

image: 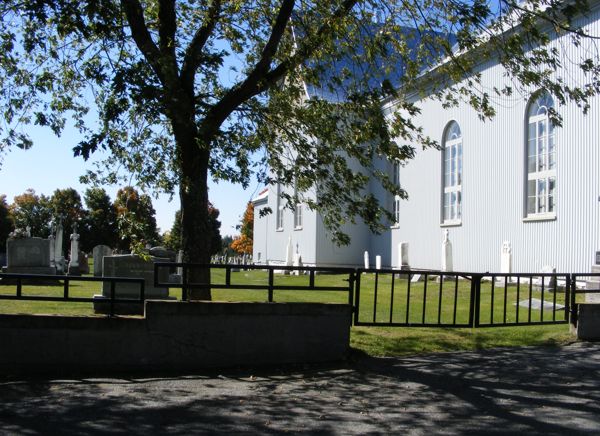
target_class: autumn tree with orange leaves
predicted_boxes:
[231,202,253,255]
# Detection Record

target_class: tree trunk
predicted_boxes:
[175,120,212,300]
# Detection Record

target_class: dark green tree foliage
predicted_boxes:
[9,189,52,238]
[164,209,182,252]
[114,186,160,252]
[1,1,599,298]
[166,206,221,256]
[0,195,14,252]
[49,188,85,253]
[207,203,222,256]
[220,235,236,258]
[81,187,118,251]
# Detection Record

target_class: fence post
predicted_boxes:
[570,274,578,327]
[347,270,355,308]
[354,270,361,326]
[469,274,481,327]
[268,268,274,302]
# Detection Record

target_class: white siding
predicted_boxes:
[390,9,600,272]
[255,5,600,273]
[259,184,318,265]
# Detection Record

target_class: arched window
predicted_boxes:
[526,92,556,216]
[442,121,462,223]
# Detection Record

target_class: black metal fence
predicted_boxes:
[352,269,571,328]
[154,262,355,305]
[0,273,145,317]
[1,265,598,328]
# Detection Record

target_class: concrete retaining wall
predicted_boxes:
[0,301,351,373]
[576,303,600,341]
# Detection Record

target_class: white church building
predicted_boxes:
[252,3,600,274]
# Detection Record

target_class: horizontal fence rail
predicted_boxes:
[1,264,597,327]
[0,273,145,317]
[154,262,356,305]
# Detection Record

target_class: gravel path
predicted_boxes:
[1,342,600,435]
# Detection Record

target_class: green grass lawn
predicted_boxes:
[0,268,577,356]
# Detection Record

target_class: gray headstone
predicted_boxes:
[149,246,176,261]
[78,251,90,275]
[93,245,113,276]
[7,238,50,268]
[102,254,170,299]
[5,237,56,274]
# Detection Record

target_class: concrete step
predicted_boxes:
[592,265,600,274]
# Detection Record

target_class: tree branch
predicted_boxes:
[158,0,177,67]
[207,0,358,128]
[181,0,222,91]
[121,0,166,84]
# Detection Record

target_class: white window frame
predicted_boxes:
[392,161,401,227]
[294,203,303,229]
[442,121,462,225]
[525,93,556,220]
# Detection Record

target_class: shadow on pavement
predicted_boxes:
[1,342,599,434]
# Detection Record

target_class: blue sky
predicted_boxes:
[0,122,261,238]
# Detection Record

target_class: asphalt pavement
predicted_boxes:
[1,342,600,435]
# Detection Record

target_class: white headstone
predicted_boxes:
[292,253,303,275]
[285,236,293,266]
[501,241,512,274]
[364,251,370,269]
[399,242,409,269]
[375,255,382,270]
[441,229,453,272]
